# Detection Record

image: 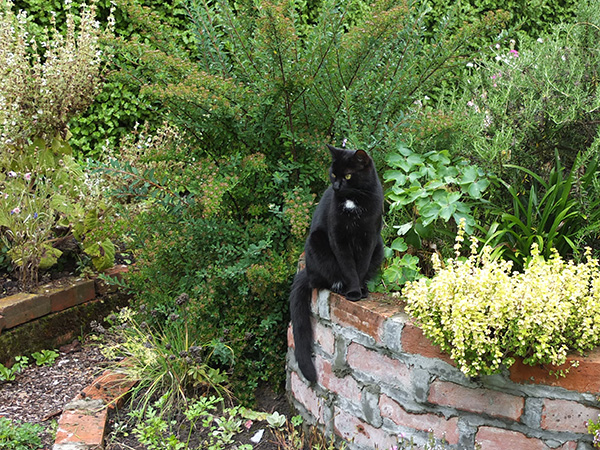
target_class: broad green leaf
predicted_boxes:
[383,170,407,185]
[390,237,408,252]
[39,245,63,270]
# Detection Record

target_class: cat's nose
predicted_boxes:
[333,180,341,191]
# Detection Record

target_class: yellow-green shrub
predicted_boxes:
[403,222,600,377]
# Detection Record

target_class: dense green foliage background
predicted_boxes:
[5,0,599,404]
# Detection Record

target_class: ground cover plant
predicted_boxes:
[0,417,44,450]
[404,220,600,377]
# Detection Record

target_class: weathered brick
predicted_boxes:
[45,279,96,313]
[379,394,460,445]
[334,407,398,449]
[0,293,50,329]
[510,348,600,395]
[316,356,362,403]
[290,371,325,422]
[329,294,385,341]
[287,323,295,349]
[346,342,411,387]
[314,320,335,355]
[541,399,600,433]
[79,370,137,410]
[54,407,108,447]
[428,380,524,421]
[476,426,549,450]
[288,318,334,356]
[401,320,454,365]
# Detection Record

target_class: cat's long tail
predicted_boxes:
[289,269,317,383]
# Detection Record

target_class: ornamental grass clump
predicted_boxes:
[403,221,600,377]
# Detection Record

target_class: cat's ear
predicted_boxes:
[327,144,344,159]
[353,149,371,166]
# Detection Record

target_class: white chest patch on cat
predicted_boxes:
[344,199,357,210]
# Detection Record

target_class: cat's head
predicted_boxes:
[327,144,374,192]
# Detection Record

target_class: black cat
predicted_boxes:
[289,145,384,382]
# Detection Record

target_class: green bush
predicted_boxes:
[98,0,505,402]
[403,0,600,267]
[411,1,600,173]
[482,153,600,269]
[13,0,196,159]
[423,0,577,43]
[0,0,116,284]
[403,221,600,377]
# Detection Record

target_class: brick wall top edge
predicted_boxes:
[322,290,600,395]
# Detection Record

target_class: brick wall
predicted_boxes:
[286,290,600,450]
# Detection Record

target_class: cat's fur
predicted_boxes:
[289,145,384,382]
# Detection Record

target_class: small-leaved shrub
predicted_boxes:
[102,0,508,402]
[403,221,600,377]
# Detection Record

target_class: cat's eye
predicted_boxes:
[344,174,352,180]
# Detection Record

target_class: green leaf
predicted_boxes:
[466,179,489,199]
[390,237,408,252]
[84,238,116,271]
[39,245,62,270]
[383,169,407,185]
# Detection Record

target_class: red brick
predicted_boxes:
[288,319,334,356]
[55,407,108,447]
[314,320,335,355]
[541,399,600,433]
[0,293,50,329]
[311,288,319,311]
[346,342,411,386]
[287,323,295,349]
[316,356,362,403]
[380,394,459,444]
[290,371,325,422]
[510,348,600,394]
[401,320,454,365]
[46,279,96,313]
[330,293,396,341]
[476,426,549,450]
[334,407,398,449]
[428,380,524,421]
[79,370,137,410]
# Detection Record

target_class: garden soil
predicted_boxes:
[0,339,292,449]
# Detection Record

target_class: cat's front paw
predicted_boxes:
[345,290,362,302]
